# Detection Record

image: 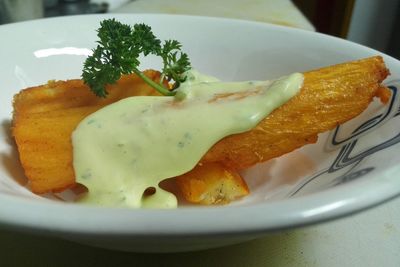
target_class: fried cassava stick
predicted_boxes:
[12,57,390,201]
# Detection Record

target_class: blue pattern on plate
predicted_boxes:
[290,84,400,196]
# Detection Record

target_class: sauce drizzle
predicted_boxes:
[72,70,303,208]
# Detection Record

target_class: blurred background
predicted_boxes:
[0,0,399,58]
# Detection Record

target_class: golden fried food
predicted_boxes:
[176,56,389,204]
[12,57,390,198]
[12,70,164,193]
[176,163,249,204]
[12,70,163,115]
[201,56,390,170]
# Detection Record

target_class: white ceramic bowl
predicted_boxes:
[1,14,400,252]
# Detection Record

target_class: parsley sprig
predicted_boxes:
[82,19,191,97]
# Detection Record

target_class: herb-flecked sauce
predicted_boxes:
[72,70,303,208]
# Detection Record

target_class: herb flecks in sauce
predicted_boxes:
[72,70,304,208]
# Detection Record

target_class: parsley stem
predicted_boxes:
[132,69,176,96]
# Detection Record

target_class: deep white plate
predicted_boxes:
[1,14,400,252]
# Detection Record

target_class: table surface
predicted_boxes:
[111,0,315,31]
[2,1,399,266]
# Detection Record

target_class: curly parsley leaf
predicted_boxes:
[160,40,191,89]
[82,18,191,97]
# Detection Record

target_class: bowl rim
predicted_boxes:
[1,164,400,236]
[1,13,400,237]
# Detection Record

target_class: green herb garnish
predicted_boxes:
[82,19,191,97]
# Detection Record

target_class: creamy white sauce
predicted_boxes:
[72,70,303,208]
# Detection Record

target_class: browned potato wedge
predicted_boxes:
[11,57,390,203]
[12,70,165,193]
[176,163,249,204]
[202,56,390,169]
